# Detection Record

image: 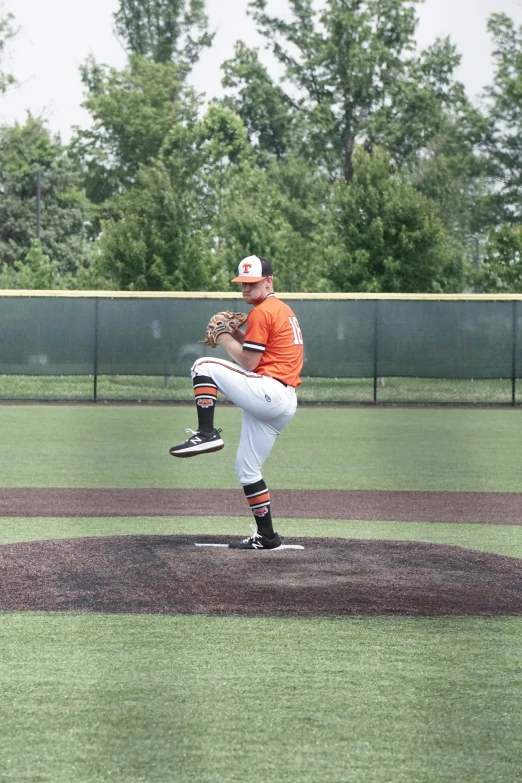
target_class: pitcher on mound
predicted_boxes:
[169,255,304,550]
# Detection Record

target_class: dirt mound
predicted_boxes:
[1,535,521,616]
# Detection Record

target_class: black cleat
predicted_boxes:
[169,428,224,458]
[229,525,282,550]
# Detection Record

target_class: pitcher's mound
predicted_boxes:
[1,535,521,616]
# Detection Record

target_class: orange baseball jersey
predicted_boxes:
[243,294,304,387]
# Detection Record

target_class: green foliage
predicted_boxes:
[246,0,465,182]
[96,159,215,291]
[367,37,468,166]
[85,88,330,292]
[478,224,522,292]
[16,239,57,288]
[198,104,250,166]
[75,65,247,290]
[190,103,332,292]
[0,5,16,93]
[326,147,464,292]
[0,116,92,277]
[247,0,416,177]
[5,2,518,293]
[211,155,332,292]
[407,107,494,266]
[86,100,244,291]
[220,41,298,162]
[73,55,200,206]
[0,239,62,289]
[484,13,522,222]
[113,0,213,68]
[69,0,494,293]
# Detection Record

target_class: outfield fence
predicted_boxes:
[1,291,521,405]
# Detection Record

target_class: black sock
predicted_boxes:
[243,479,275,538]
[193,375,217,433]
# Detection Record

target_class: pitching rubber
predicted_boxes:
[195,543,305,550]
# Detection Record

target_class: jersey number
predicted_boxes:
[289,316,303,345]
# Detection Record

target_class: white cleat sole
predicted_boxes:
[169,442,224,457]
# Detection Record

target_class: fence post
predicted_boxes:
[373,299,379,404]
[513,300,518,407]
[93,297,99,403]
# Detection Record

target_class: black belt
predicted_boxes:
[273,378,288,387]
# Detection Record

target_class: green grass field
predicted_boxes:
[2,405,522,491]
[1,405,521,782]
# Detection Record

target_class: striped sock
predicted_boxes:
[193,375,217,433]
[243,479,274,538]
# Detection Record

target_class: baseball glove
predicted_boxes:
[199,310,248,348]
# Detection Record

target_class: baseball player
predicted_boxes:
[169,255,304,550]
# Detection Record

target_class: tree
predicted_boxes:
[196,103,252,252]
[74,0,214,218]
[93,96,332,293]
[113,0,213,69]
[0,4,16,93]
[220,41,298,163]
[407,105,495,268]
[244,0,466,181]
[73,58,225,290]
[211,155,332,292]
[325,146,465,292]
[483,13,522,223]
[94,158,217,291]
[194,103,331,291]
[478,224,522,292]
[0,116,92,279]
[72,55,204,217]
[366,37,469,167]
[0,239,63,289]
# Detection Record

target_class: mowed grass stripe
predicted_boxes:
[0,406,521,491]
[0,517,521,559]
[0,613,521,783]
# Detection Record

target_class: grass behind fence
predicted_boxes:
[0,374,519,404]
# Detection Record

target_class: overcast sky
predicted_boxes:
[2,0,522,142]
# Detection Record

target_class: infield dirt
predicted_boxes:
[1,534,522,616]
[2,488,521,617]
[1,487,521,524]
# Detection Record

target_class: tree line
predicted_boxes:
[1,0,522,293]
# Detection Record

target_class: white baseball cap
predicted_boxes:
[231,255,273,283]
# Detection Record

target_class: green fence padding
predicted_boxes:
[0,295,520,403]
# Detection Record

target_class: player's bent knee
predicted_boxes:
[235,462,262,486]
[191,359,212,378]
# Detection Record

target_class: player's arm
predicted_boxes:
[217,333,261,371]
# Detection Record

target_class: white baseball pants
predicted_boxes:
[191,358,297,485]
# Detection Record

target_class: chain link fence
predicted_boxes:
[0,292,520,405]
